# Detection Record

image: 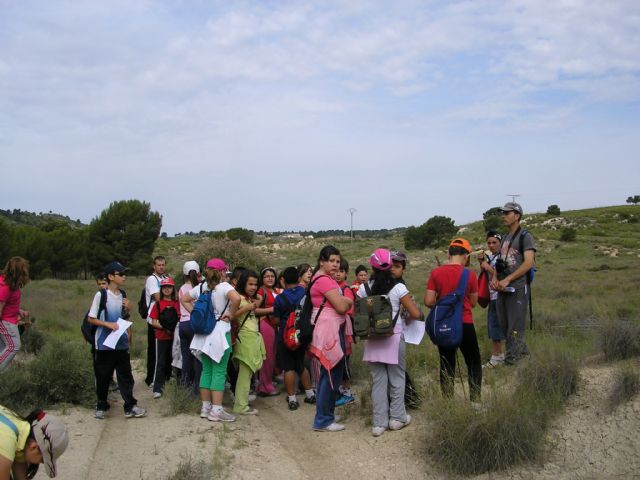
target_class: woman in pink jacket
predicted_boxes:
[308,246,353,432]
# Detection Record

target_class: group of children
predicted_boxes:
[87,232,505,437]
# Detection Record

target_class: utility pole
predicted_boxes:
[348,208,357,244]
[507,194,521,203]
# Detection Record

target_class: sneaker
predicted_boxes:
[238,408,259,415]
[371,426,386,437]
[95,410,106,420]
[207,409,236,422]
[304,394,317,404]
[313,422,345,432]
[288,400,299,411]
[335,394,355,407]
[153,392,162,399]
[124,406,147,419]
[389,415,411,431]
[483,357,504,369]
[200,405,212,418]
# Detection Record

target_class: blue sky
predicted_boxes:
[1,1,639,234]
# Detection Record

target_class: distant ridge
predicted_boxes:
[0,208,85,229]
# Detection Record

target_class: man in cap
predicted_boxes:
[490,202,537,365]
[143,256,167,387]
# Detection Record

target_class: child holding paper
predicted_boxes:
[88,261,146,420]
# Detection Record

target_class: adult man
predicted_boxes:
[490,202,536,365]
[144,256,167,387]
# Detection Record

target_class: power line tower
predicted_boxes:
[347,208,357,244]
[507,194,521,203]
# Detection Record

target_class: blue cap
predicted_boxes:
[104,261,127,275]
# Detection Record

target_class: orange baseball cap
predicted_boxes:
[449,237,471,254]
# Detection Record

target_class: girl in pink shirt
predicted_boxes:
[0,257,31,373]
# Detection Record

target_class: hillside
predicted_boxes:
[0,208,85,229]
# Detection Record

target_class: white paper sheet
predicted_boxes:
[102,318,133,349]
[403,319,426,345]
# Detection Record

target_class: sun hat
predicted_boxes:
[182,260,200,276]
[31,411,69,478]
[160,277,175,287]
[449,238,472,254]
[500,202,523,215]
[369,248,392,270]
[206,258,228,271]
[104,261,127,275]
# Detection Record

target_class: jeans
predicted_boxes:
[312,332,346,429]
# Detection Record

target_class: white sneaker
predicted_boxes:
[483,356,504,369]
[238,407,258,415]
[313,422,345,432]
[200,405,212,418]
[207,409,236,422]
[389,415,411,431]
[124,406,147,418]
[371,426,386,437]
[153,392,162,399]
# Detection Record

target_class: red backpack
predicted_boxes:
[279,293,304,351]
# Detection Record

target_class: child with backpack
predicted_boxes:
[273,266,316,410]
[357,248,422,437]
[184,258,240,422]
[334,258,355,407]
[309,246,353,432]
[254,267,281,397]
[88,261,146,420]
[232,270,266,415]
[178,261,202,392]
[478,231,505,368]
[424,238,482,404]
[148,277,180,399]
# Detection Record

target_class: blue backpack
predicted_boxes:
[190,284,229,335]
[426,268,469,348]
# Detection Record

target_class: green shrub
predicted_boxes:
[194,238,266,272]
[599,320,640,360]
[161,380,200,416]
[515,347,579,401]
[20,327,46,354]
[0,363,37,411]
[29,340,94,406]
[608,362,640,412]
[546,204,561,216]
[559,227,577,242]
[165,455,212,480]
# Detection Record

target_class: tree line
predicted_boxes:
[0,200,161,279]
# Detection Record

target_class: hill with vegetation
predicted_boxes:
[0,208,85,229]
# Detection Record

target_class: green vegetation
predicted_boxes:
[559,226,577,241]
[483,206,502,232]
[626,195,640,205]
[599,320,640,360]
[164,455,212,480]
[404,215,457,249]
[608,361,640,412]
[161,381,201,416]
[547,204,561,215]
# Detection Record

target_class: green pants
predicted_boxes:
[233,360,253,413]
[199,334,231,391]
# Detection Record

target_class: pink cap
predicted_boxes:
[206,258,228,271]
[369,248,392,271]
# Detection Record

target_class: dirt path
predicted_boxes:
[53,363,639,480]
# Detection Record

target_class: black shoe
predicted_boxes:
[288,399,299,410]
[304,395,316,405]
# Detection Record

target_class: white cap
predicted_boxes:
[182,260,200,276]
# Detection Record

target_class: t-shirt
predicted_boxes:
[188,281,234,318]
[0,406,29,464]
[309,274,340,311]
[178,283,193,322]
[149,299,180,340]
[426,264,478,325]
[357,281,409,331]
[145,273,165,318]
[499,229,537,289]
[236,296,259,333]
[0,276,21,324]
[89,289,129,350]
[488,253,499,301]
[273,286,306,336]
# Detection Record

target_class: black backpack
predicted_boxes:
[82,289,128,344]
[138,288,148,319]
[158,304,179,332]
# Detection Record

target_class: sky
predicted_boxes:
[1,0,639,235]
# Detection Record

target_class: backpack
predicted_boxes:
[297,275,328,347]
[353,283,400,339]
[158,304,179,332]
[138,288,148,319]
[426,268,469,348]
[280,293,304,351]
[190,284,229,335]
[82,288,128,345]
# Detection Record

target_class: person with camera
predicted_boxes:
[490,202,536,365]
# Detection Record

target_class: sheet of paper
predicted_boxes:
[102,318,133,349]
[403,318,426,345]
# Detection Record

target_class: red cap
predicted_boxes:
[160,277,175,287]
